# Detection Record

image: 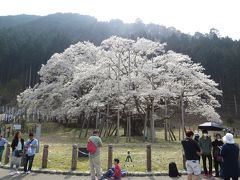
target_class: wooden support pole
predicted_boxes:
[181,93,185,140]
[170,128,177,141]
[85,117,90,138]
[107,122,113,137]
[110,125,117,137]
[150,100,155,143]
[165,100,168,141]
[126,116,130,143]
[182,151,186,170]
[179,124,181,141]
[108,144,113,169]
[146,144,152,172]
[21,148,27,166]
[79,115,86,138]
[71,144,78,171]
[4,144,10,164]
[99,121,105,137]
[105,103,109,137]
[164,120,168,141]
[143,113,147,141]
[42,145,49,168]
[129,116,131,142]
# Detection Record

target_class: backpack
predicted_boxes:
[168,162,180,177]
[87,140,97,154]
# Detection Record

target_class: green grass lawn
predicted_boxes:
[31,141,183,172]
[1,122,240,173]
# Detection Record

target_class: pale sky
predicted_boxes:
[1,0,240,39]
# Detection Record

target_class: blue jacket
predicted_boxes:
[221,143,239,178]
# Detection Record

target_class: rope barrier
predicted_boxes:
[78,149,89,156]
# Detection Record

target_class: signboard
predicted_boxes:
[13,124,21,130]
[0,114,5,121]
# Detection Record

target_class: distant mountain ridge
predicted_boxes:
[0,14,40,28]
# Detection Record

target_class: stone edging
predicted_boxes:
[0,165,187,176]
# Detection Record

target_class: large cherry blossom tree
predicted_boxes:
[17,36,222,141]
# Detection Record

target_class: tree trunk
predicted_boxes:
[129,118,144,136]
[164,100,168,141]
[143,113,148,140]
[150,100,155,143]
[181,93,185,140]
[164,120,168,141]
[79,114,86,138]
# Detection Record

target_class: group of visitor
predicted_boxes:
[0,131,38,175]
[1,128,239,180]
[1,129,121,179]
[182,130,239,180]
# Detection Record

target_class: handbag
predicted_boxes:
[15,150,23,157]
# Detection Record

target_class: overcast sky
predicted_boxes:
[1,0,239,39]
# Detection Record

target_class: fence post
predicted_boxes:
[7,127,10,138]
[71,144,78,171]
[182,152,186,170]
[146,144,152,172]
[108,144,113,169]
[42,145,49,168]
[4,144,11,164]
[21,148,27,166]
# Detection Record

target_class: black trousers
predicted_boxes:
[224,177,238,180]
[24,154,35,172]
[202,154,212,174]
[213,157,221,176]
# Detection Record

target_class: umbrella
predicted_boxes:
[198,122,223,131]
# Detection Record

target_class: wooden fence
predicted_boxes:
[3,144,156,172]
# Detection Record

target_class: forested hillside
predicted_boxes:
[0,13,239,115]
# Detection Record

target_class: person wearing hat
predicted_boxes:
[221,133,239,180]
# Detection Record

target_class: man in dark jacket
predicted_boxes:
[199,130,212,177]
[221,133,239,180]
[212,133,224,177]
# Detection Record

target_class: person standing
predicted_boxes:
[24,132,38,174]
[0,134,8,165]
[212,133,224,177]
[194,132,200,162]
[182,130,202,180]
[194,133,200,143]
[221,133,239,180]
[199,129,212,177]
[87,130,103,180]
[9,131,24,175]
